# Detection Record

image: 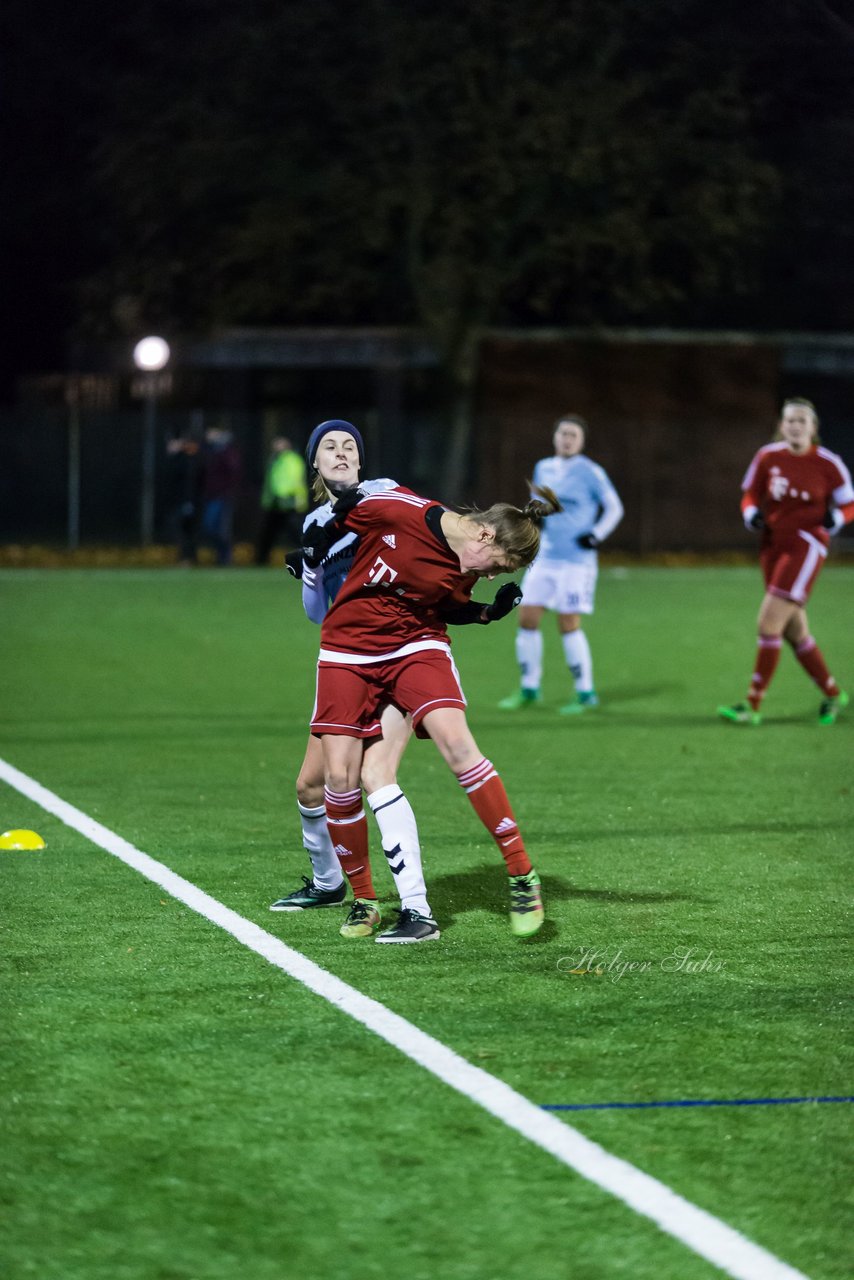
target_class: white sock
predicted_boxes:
[367,785,431,916]
[562,629,594,694]
[516,629,543,691]
[297,802,343,891]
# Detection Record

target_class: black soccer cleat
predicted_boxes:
[375,908,441,944]
[269,876,347,911]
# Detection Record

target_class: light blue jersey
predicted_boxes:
[301,478,397,622]
[533,454,623,563]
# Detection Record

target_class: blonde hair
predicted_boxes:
[469,484,563,568]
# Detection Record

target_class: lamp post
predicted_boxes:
[133,336,170,546]
[65,376,82,551]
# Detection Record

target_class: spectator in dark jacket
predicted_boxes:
[201,427,242,565]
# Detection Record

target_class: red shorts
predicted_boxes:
[760,531,827,605]
[311,646,467,739]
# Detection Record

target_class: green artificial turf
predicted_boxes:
[1,565,851,1280]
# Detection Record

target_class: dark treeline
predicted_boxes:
[5,0,854,401]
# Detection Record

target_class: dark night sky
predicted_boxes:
[4,0,854,403]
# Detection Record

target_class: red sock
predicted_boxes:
[456,759,532,877]
[324,786,376,900]
[791,636,840,696]
[748,635,782,711]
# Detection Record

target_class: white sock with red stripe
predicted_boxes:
[455,758,532,877]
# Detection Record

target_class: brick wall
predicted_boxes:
[473,336,780,552]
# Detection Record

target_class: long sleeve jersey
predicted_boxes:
[531,454,623,563]
[740,443,854,544]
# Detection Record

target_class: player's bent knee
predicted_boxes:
[296,777,324,808]
[429,734,480,775]
[360,760,395,794]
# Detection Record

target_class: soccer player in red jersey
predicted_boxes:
[273,421,529,943]
[269,421,435,941]
[718,398,854,726]
[303,480,562,939]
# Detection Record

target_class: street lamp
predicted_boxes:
[133,336,171,546]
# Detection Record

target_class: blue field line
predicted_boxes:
[542,1095,853,1112]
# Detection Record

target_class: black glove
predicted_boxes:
[300,488,363,566]
[483,582,523,622]
[822,508,840,532]
[748,511,764,531]
[284,550,304,580]
[302,521,345,568]
[576,532,599,550]
[331,488,363,516]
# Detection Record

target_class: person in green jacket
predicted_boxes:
[254,436,309,564]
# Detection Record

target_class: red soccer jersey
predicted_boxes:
[741,442,854,543]
[318,488,473,660]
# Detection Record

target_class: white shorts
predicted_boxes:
[519,558,598,615]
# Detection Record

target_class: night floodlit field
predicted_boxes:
[1,564,851,1280]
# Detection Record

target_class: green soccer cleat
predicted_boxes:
[269,876,347,911]
[717,702,761,726]
[498,688,541,710]
[508,869,544,938]
[339,898,382,939]
[818,689,849,726]
[559,690,599,715]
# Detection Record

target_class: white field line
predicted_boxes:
[1,755,809,1280]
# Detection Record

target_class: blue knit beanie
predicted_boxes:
[305,420,365,472]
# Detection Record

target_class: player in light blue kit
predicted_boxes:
[499,414,623,714]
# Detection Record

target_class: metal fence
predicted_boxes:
[0,407,264,547]
[4,327,854,553]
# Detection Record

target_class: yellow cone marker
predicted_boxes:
[0,829,46,850]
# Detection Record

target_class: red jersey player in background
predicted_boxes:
[302,480,562,940]
[718,397,854,726]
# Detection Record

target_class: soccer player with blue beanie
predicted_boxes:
[271,420,440,942]
[305,419,365,475]
[499,414,623,714]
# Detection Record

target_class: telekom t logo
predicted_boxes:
[368,555,399,585]
[768,469,789,501]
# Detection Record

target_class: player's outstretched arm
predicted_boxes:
[442,582,523,626]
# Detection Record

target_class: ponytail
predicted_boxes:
[521,483,562,525]
[469,483,563,568]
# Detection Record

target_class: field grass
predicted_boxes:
[1,564,851,1280]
